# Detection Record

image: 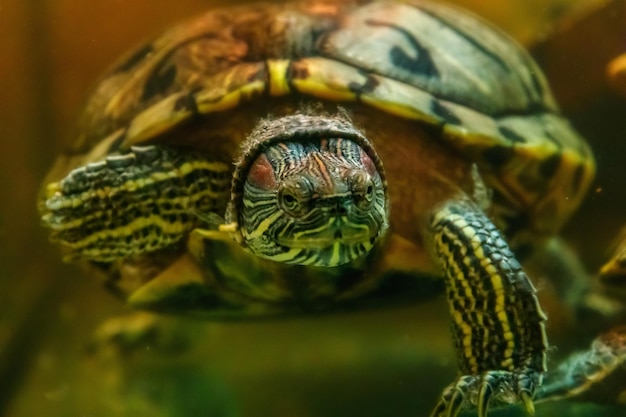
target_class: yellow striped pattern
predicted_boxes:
[43,146,231,261]
[430,201,548,375]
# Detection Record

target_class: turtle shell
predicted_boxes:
[47,0,594,249]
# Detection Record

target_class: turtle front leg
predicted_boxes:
[41,145,230,261]
[428,199,549,417]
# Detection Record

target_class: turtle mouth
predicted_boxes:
[275,218,378,250]
[277,234,374,249]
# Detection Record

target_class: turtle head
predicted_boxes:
[227,113,389,267]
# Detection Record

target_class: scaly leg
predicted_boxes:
[41,145,230,261]
[428,199,548,417]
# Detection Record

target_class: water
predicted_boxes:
[0,1,624,416]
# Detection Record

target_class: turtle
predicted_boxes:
[38,0,621,416]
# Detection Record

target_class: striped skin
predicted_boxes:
[429,200,548,417]
[41,112,389,269]
[240,137,387,267]
[43,146,230,261]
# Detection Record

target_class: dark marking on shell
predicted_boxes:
[482,145,514,168]
[538,153,561,179]
[241,66,269,102]
[288,60,310,80]
[115,43,154,73]
[498,126,526,143]
[142,65,178,102]
[418,6,554,114]
[348,71,380,96]
[173,92,199,115]
[365,19,439,78]
[414,8,509,75]
[431,100,462,125]
[514,68,543,108]
[543,125,563,149]
[485,103,553,119]
[528,70,545,101]
[248,65,267,83]
[242,85,266,103]
[286,60,310,94]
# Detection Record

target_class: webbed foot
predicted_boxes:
[431,369,539,417]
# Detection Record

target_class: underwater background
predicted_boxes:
[0,0,625,416]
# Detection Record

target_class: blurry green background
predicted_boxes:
[1,1,625,416]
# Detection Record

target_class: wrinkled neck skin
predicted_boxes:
[236,136,389,267]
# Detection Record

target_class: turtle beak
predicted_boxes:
[280,211,374,249]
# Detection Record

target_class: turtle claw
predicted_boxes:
[430,370,539,417]
[477,375,495,417]
[429,375,473,417]
[429,398,446,417]
[520,391,535,415]
[446,383,466,417]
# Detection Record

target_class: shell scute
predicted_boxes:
[320,1,555,116]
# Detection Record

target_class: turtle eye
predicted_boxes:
[278,182,311,217]
[349,171,375,208]
[281,192,299,210]
[353,182,375,208]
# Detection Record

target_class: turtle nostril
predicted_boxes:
[322,198,349,216]
[334,230,343,239]
[330,204,347,216]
